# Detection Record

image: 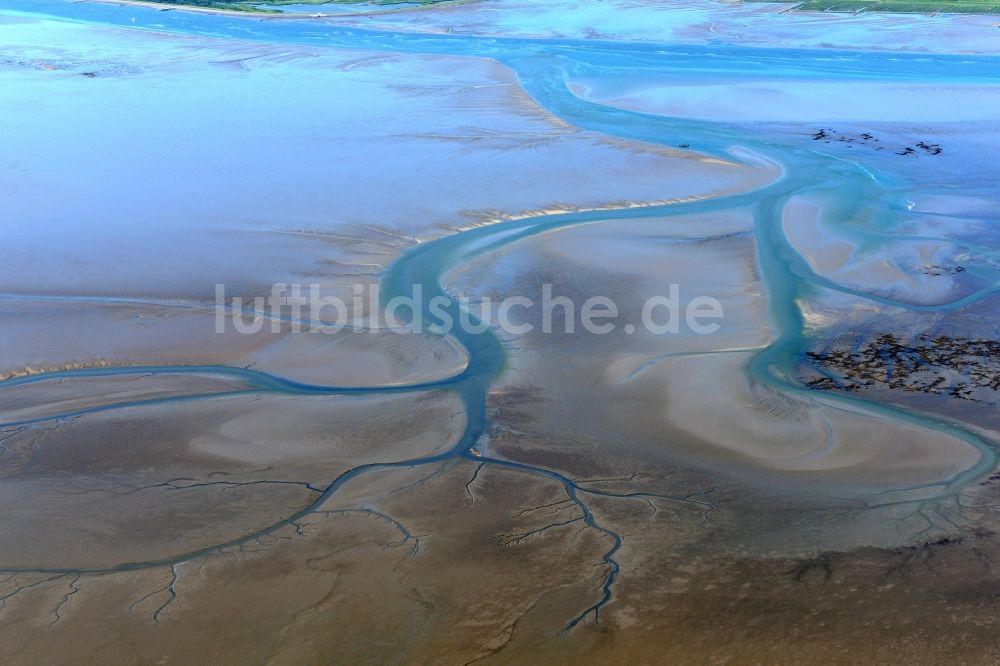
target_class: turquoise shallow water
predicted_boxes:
[2,0,999,625]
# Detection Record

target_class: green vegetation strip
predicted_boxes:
[755,0,1000,14]
[139,0,453,12]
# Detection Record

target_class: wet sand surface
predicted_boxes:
[1,0,1000,663]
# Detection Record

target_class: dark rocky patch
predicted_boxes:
[803,332,1000,403]
[918,264,966,276]
[810,128,943,156]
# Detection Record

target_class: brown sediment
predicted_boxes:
[0,456,998,664]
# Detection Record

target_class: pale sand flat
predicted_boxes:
[0,300,467,388]
[653,351,981,485]
[782,194,960,305]
[568,78,1000,123]
[0,389,463,569]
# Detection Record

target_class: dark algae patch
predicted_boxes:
[811,128,944,156]
[805,333,1000,403]
[754,0,1000,14]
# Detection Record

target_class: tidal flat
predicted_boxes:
[1,0,1000,663]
